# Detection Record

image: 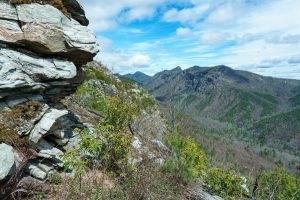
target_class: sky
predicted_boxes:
[78,0,300,79]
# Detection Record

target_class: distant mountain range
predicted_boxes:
[122,71,151,84]
[122,66,300,171]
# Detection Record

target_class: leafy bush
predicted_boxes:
[256,168,300,200]
[163,128,208,183]
[75,82,106,114]
[63,96,137,177]
[139,97,156,110]
[205,167,246,199]
[101,96,137,131]
[85,68,115,85]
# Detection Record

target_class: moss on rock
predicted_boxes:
[0,100,43,147]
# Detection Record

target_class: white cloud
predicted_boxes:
[200,32,230,45]
[288,55,300,64]
[265,34,300,44]
[176,27,192,37]
[170,0,300,79]
[206,2,243,24]
[129,54,151,67]
[78,0,166,32]
[162,4,210,24]
[79,0,300,79]
[95,36,152,73]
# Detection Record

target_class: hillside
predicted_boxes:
[1,1,300,200]
[137,66,300,172]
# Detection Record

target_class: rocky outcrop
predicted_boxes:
[62,0,89,26]
[0,143,16,182]
[0,0,98,190]
[0,1,97,65]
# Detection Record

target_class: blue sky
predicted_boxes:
[78,0,300,79]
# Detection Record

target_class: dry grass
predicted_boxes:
[9,0,70,17]
[26,158,184,200]
[43,170,116,200]
[0,100,43,148]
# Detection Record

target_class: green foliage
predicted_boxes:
[99,96,138,172]
[85,68,137,93]
[137,96,156,110]
[253,92,279,104]
[222,90,277,125]
[252,108,300,153]
[118,76,139,90]
[79,66,157,116]
[48,173,63,185]
[101,96,137,131]
[205,167,246,199]
[163,128,208,183]
[63,95,137,177]
[75,82,106,113]
[63,145,89,178]
[100,125,133,173]
[86,68,115,85]
[257,168,300,200]
[289,94,300,107]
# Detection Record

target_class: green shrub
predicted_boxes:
[139,97,156,110]
[63,96,137,176]
[163,128,208,183]
[75,82,106,114]
[205,167,246,199]
[256,168,300,200]
[101,96,138,131]
[85,68,115,85]
[48,173,63,185]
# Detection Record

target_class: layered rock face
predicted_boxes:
[0,0,98,185]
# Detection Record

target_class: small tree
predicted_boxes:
[205,167,246,199]
[163,128,208,183]
[256,168,299,200]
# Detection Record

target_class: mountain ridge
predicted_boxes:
[125,65,300,172]
[122,71,151,84]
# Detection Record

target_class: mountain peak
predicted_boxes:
[171,66,182,72]
[122,71,151,84]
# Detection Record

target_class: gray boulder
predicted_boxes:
[0,1,98,66]
[31,139,64,167]
[0,143,16,181]
[30,109,69,143]
[0,48,77,97]
[25,162,54,180]
[196,189,223,200]
[189,187,223,200]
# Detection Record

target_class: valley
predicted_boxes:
[124,65,300,174]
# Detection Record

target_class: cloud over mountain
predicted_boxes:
[79,0,300,79]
